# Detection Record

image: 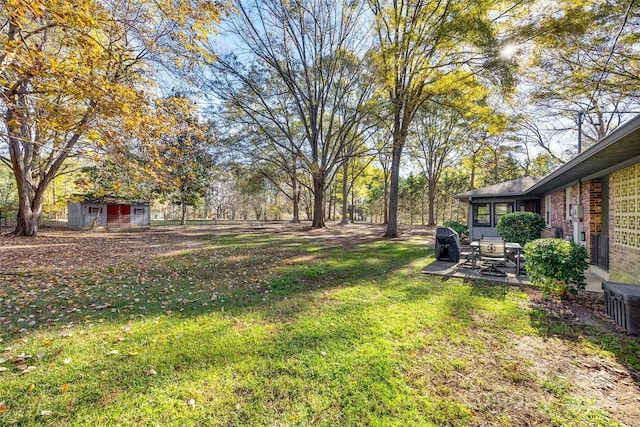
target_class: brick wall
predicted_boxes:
[548,187,579,238]
[581,179,602,258]
[609,165,640,282]
[549,190,566,231]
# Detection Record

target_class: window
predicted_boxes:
[494,203,513,226]
[134,208,145,215]
[565,187,572,220]
[88,206,101,214]
[473,203,491,226]
[545,195,551,226]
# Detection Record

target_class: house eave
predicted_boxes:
[528,114,640,196]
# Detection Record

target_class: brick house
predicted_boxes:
[455,114,640,283]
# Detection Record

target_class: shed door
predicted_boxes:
[107,204,119,224]
[120,205,130,224]
[107,204,131,225]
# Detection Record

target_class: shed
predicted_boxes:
[68,198,151,230]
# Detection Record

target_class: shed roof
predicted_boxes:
[73,196,149,205]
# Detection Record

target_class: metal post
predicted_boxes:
[577,111,583,154]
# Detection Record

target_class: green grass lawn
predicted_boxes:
[0,228,638,426]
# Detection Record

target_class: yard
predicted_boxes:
[0,222,639,426]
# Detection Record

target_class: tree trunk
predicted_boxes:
[6,93,92,237]
[341,162,349,224]
[13,205,40,237]
[383,170,389,225]
[428,178,437,226]
[421,189,426,226]
[291,153,300,223]
[89,203,103,230]
[350,179,355,223]
[311,175,325,228]
[180,202,187,225]
[292,189,300,223]
[385,140,403,238]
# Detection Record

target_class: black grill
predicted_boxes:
[435,227,461,262]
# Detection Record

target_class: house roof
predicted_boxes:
[455,113,640,201]
[527,113,640,196]
[454,176,544,201]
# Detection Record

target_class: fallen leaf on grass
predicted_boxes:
[187,399,196,408]
[28,384,35,392]
[61,383,69,393]
[146,369,157,376]
[49,347,64,367]
[19,366,37,374]
[127,352,139,356]
[0,404,9,413]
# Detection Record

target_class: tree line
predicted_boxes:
[1,0,639,236]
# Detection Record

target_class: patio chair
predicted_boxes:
[481,235,503,241]
[478,238,507,277]
[457,242,479,269]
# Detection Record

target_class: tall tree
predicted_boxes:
[0,0,226,236]
[408,98,467,226]
[369,0,517,237]
[203,0,376,228]
[155,96,216,225]
[525,0,640,147]
[218,98,308,223]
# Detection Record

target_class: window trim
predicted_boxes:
[545,194,551,226]
[493,202,514,226]
[473,203,491,227]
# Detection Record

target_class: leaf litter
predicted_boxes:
[0,224,639,426]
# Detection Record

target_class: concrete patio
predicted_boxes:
[422,259,605,293]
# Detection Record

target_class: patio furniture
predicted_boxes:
[458,243,479,269]
[470,241,523,276]
[478,238,507,277]
[481,235,503,241]
[435,227,461,262]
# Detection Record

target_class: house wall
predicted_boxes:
[609,163,640,282]
[547,180,609,260]
[548,189,569,236]
[581,179,602,259]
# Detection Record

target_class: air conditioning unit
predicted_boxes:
[571,204,584,220]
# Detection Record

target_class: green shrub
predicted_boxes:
[524,238,589,298]
[497,212,546,246]
[443,221,468,238]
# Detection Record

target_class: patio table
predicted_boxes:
[470,241,523,276]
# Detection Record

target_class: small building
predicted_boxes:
[68,198,151,231]
[455,113,640,283]
[453,176,544,241]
